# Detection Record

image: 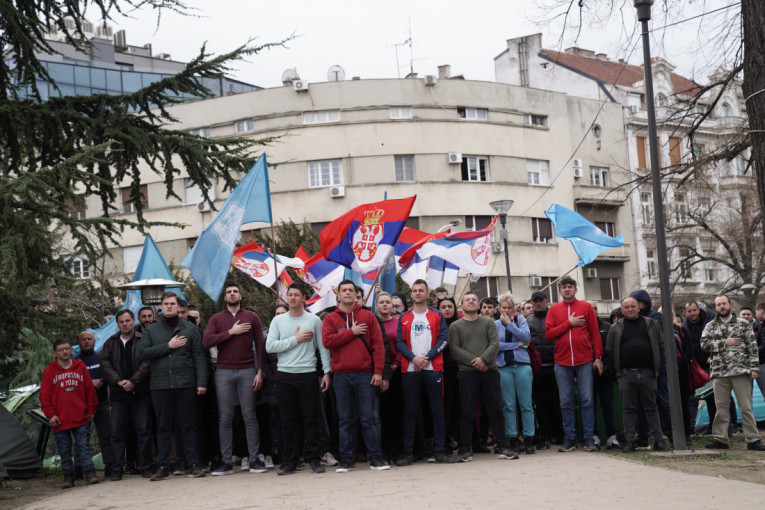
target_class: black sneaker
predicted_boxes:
[508,437,520,455]
[497,447,519,460]
[211,462,234,476]
[369,457,390,470]
[456,450,473,463]
[150,466,169,482]
[61,474,75,489]
[559,438,577,452]
[622,442,635,453]
[583,438,600,452]
[309,460,325,473]
[704,439,729,450]
[84,471,100,485]
[110,471,123,481]
[524,437,536,455]
[747,440,765,451]
[434,452,455,464]
[249,458,267,474]
[336,460,351,473]
[653,440,669,452]
[277,462,298,476]
[395,453,413,466]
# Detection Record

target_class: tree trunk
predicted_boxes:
[742,0,765,240]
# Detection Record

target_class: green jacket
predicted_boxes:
[139,317,208,391]
[605,316,664,375]
[700,316,759,378]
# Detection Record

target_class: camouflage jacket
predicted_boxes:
[700,316,759,378]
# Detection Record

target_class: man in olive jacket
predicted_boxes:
[100,309,153,480]
[140,292,208,480]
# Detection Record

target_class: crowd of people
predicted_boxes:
[40,277,765,489]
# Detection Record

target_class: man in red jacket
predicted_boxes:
[40,338,99,489]
[322,279,389,472]
[544,276,603,452]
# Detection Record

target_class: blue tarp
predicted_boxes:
[695,384,765,426]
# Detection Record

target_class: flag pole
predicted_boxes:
[539,264,579,294]
[364,269,384,304]
[456,273,473,304]
[270,223,279,296]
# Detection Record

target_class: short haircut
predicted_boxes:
[53,338,70,350]
[621,296,638,305]
[558,275,577,288]
[337,279,356,292]
[187,304,198,311]
[434,287,448,294]
[740,306,753,313]
[138,306,153,315]
[115,309,134,320]
[479,297,495,307]
[287,283,304,296]
[177,299,188,308]
[375,291,391,303]
[684,301,699,309]
[756,302,765,312]
[354,285,364,295]
[274,303,289,314]
[160,292,179,305]
[224,283,241,293]
[462,291,479,303]
[498,292,515,306]
[715,294,731,304]
[411,279,428,290]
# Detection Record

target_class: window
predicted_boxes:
[695,104,707,115]
[600,278,621,300]
[539,277,560,304]
[465,215,493,231]
[122,245,143,274]
[390,106,413,119]
[68,256,89,279]
[461,156,490,182]
[302,110,340,125]
[669,137,682,166]
[641,192,653,224]
[692,143,705,157]
[674,192,687,224]
[678,248,693,279]
[636,136,647,169]
[394,155,415,182]
[704,251,716,282]
[189,127,211,137]
[646,249,657,280]
[66,197,86,220]
[235,119,254,133]
[726,156,746,176]
[308,159,343,188]
[185,178,215,205]
[656,94,667,107]
[595,222,616,237]
[121,184,148,213]
[526,159,549,186]
[698,197,711,216]
[720,103,731,118]
[531,218,553,243]
[590,166,610,187]
[457,107,487,120]
[523,114,547,127]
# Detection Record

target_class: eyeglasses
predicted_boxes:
[55,347,72,353]
[463,297,479,303]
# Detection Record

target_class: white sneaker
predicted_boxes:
[592,435,601,447]
[264,456,274,470]
[241,457,249,470]
[321,452,339,466]
[606,434,621,448]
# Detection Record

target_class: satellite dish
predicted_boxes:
[327,65,346,82]
[281,68,300,84]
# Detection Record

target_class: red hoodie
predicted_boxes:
[322,304,384,375]
[544,298,603,367]
[40,358,97,433]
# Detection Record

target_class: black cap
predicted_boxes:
[531,291,548,301]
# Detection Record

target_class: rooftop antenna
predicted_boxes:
[392,17,418,78]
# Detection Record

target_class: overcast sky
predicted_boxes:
[110,0,738,89]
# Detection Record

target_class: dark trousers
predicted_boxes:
[619,369,662,443]
[457,369,508,451]
[402,370,445,454]
[111,394,153,472]
[152,388,199,468]
[380,370,404,459]
[93,400,113,465]
[443,365,460,445]
[532,366,563,443]
[276,372,322,464]
[594,377,617,438]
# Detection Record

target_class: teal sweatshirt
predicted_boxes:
[266,312,331,374]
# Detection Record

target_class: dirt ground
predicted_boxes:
[1,474,62,510]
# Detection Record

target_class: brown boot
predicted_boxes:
[150,466,169,482]
[188,464,205,478]
[84,471,100,485]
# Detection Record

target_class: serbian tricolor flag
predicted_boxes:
[295,248,346,298]
[320,196,416,273]
[232,241,304,287]
[277,270,294,301]
[396,227,459,287]
[399,216,498,276]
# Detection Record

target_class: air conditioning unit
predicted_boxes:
[573,166,583,179]
[448,152,463,164]
[293,80,308,92]
[491,241,504,253]
[629,105,640,113]
[95,25,113,38]
[529,275,543,288]
[586,268,598,279]
[329,185,345,198]
[197,201,211,212]
[573,158,583,169]
[424,75,437,86]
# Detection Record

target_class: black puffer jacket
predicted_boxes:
[528,308,555,365]
[100,330,151,398]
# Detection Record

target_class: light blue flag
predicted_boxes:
[181,154,272,302]
[545,203,624,266]
[79,235,185,354]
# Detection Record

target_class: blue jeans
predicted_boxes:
[499,364,535,437]
[216,367,260,464]
[54,423,94,475]
[554,362,595,441]
[402,370,445,453]
[333,372,381,462]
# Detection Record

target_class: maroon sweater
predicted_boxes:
[203,308,264,370]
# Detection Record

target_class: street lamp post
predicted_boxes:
[634,0,689,453]
[438,219,462,233]
[489,199,514,293]
[741,283,757,309]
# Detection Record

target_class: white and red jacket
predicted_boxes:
[544,298,602,367]
[40,358,97,433]
[396,308,448,372]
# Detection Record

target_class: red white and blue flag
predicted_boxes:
[295,247,346,298]
[395,227,460,287]
[232,240,304,288]
[320,196,416,273]
[399,216,498,276]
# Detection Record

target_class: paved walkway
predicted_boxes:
[24,449,763,510]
